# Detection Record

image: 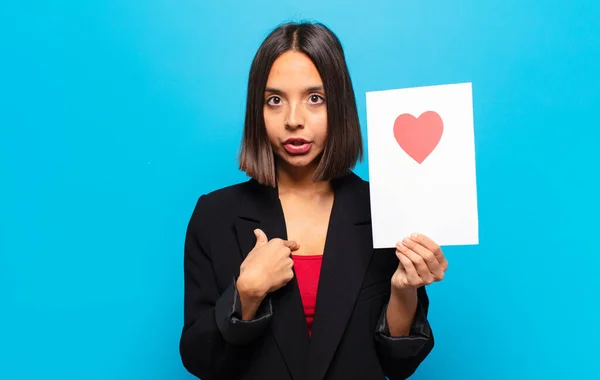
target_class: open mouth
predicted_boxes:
[283,138,312,155]
[284,138,309,145]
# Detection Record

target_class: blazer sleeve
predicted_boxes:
[179,195,273,380]
[374,286,434,380]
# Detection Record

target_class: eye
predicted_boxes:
[267,96,282,106]
[308,94,324,104]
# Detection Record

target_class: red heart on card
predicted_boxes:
[393,111,443,164]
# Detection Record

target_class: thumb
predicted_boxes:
[253,229,268,247]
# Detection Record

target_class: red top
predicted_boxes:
[291,254,323,336]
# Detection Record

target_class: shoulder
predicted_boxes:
[200,180,253,205]
[350,172,370,194]
[331,171,373,222]
[188,179,256,225]
[335,170,368,186]
[336,171,371,200]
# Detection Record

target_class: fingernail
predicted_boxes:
[410,233,419,239]
[403,237,410,244]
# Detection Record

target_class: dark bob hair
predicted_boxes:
[238,21,363,187]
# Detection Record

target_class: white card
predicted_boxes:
[365,82,479,248]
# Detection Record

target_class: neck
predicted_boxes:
[275,162,332,196]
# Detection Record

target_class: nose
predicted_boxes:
[285,102,304,130]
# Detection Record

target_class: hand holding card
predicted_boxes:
[393,233,448,290]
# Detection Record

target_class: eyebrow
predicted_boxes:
[265,85,324,94]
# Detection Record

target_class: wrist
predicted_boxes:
[390,285,418,305]
[386,286,418,336]
[237,274,267,300]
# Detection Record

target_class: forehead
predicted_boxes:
[266,51,323,87]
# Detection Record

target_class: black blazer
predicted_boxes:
[179,172,434,380]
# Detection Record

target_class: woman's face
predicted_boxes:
[263,51,328,173]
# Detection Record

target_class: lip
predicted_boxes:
[283,138,312,155]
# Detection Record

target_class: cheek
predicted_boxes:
[263,113,279,144]
[313,114,328,144]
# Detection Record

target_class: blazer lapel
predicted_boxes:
[306,173,375,380]
[233,179,310,380]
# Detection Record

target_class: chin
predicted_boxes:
[278,152,321,169]
[286,156,316,167]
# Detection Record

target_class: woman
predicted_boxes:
[179,21,448,380]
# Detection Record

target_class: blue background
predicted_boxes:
[1,1,599,379]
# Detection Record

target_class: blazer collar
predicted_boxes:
[234,172,374,380]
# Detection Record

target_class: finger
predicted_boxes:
[409,233,448,272]
[253,229,268,248]
[283,240,300,251]
[397,243,435,284]
[400,237,444,281]
[395,249,423,286]
[392,265,410,288]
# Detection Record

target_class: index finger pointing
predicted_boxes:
[283,240,300,251]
